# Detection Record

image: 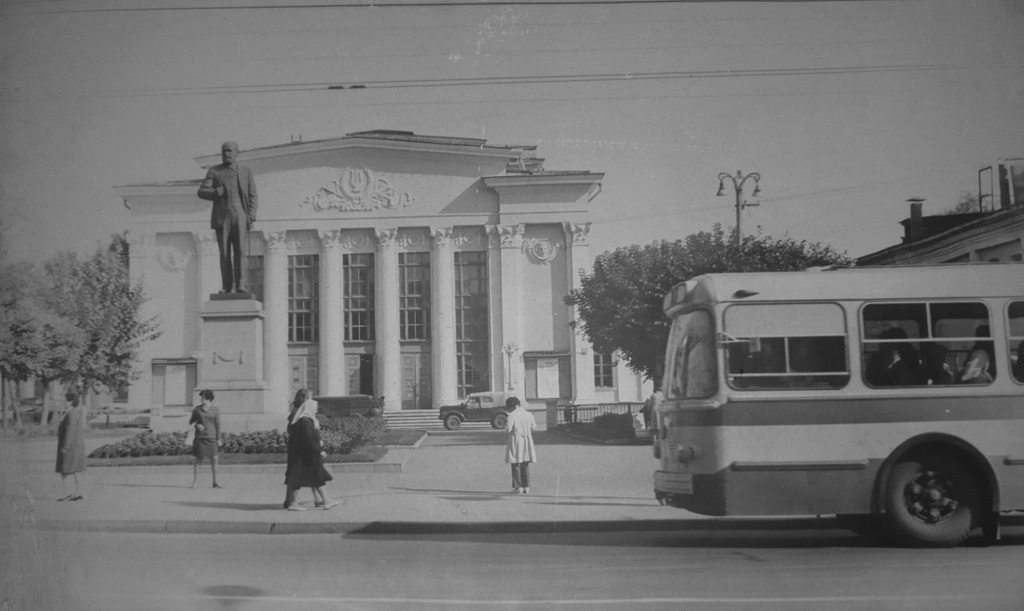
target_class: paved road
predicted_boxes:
[12,528,1024,611]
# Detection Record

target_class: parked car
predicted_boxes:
[438,391,517,431]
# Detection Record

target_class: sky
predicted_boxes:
[1,0,1023,266]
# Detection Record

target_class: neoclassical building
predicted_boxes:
[116,130,648,430]
[858,157,1024,266]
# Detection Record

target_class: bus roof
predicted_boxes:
[672,263,1022,308]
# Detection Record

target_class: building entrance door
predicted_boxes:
[345,354,375,397]
[401,353,432,410]
[289,354,319,399]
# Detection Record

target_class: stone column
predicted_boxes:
[485,226,503,390]
[498,224,525,393]
[193,232,221,301]
[430,227,458,408]
[318,229,346,396]
[375,228,402,411]
[565,222,596,403]
[263,231,290,413]
[126,231,156,409]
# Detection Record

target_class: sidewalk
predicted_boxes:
[4,429,689,535]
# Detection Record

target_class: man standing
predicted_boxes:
[198,141,258,294]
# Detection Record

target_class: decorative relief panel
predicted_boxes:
[339,233,372,250]
[397,231,427,249]
[301,168,416,212]
[522,238,564,264]
[288,235,318,251]
[157,247,192,272]
[453,228,483,248]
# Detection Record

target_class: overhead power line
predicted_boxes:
[56,63,961,99]
[8,0,884,15]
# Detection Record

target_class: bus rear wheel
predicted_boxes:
[883,454,982,548]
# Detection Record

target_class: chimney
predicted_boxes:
[906,197,924,242]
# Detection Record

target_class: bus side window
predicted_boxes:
[863,301,993,388]
[1008,301,1024,384]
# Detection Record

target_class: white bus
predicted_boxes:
[652,264,1024,547]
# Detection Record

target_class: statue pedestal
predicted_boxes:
[198,295,269,416]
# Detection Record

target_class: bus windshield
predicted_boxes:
[664,309,716,399]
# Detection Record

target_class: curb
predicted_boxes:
[32,518,694,536]
[29,515,924,536]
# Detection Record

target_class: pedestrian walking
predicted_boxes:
[284,390,340,511]
[190,389,222,489]
[55,391,86,501]
[503,396,536,494]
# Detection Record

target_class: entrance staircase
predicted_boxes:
[383,409,494,431]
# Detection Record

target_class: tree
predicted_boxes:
[941,191,982,215]
[40,234,162,413]
[0,261,85,426]
[565,224,852,382]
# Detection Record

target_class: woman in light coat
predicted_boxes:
[503,397,536,494]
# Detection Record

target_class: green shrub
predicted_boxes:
[88,417,387,459]
[592,412,634,433]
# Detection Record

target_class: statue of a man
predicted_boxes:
[197,141,259,294]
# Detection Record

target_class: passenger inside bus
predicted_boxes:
[958,325,995,384]
[865,327,921,387]
[1014,340,1024,383]
[923,343,955,385]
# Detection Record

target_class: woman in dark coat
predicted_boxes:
[190,389,222,488]
[284,390,340,511]
[55,391,86,501]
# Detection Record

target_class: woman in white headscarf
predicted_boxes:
[503,396,537,494]
[284,390,340,510]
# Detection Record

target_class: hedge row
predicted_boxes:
[88,415,387,459]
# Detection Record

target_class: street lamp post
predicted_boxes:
[716,170,762,249]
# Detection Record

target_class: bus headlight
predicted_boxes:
[677,446,698,463]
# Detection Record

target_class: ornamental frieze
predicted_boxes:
[452,229,484,248]
[397,232,427,249]
[301,168,416,212]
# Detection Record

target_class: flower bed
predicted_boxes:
[88,415,387,459]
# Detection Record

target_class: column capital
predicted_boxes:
[497,224,525,249]
[564,222,592,246]
[430,226,454,249]
[192,232,219,256]
[376,228,399,251]
[127,231,155,258]
[484,225,501,249]
[264,231,289,254]
[318,229,344,252]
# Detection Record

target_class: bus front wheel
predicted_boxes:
[883,454,982,548]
